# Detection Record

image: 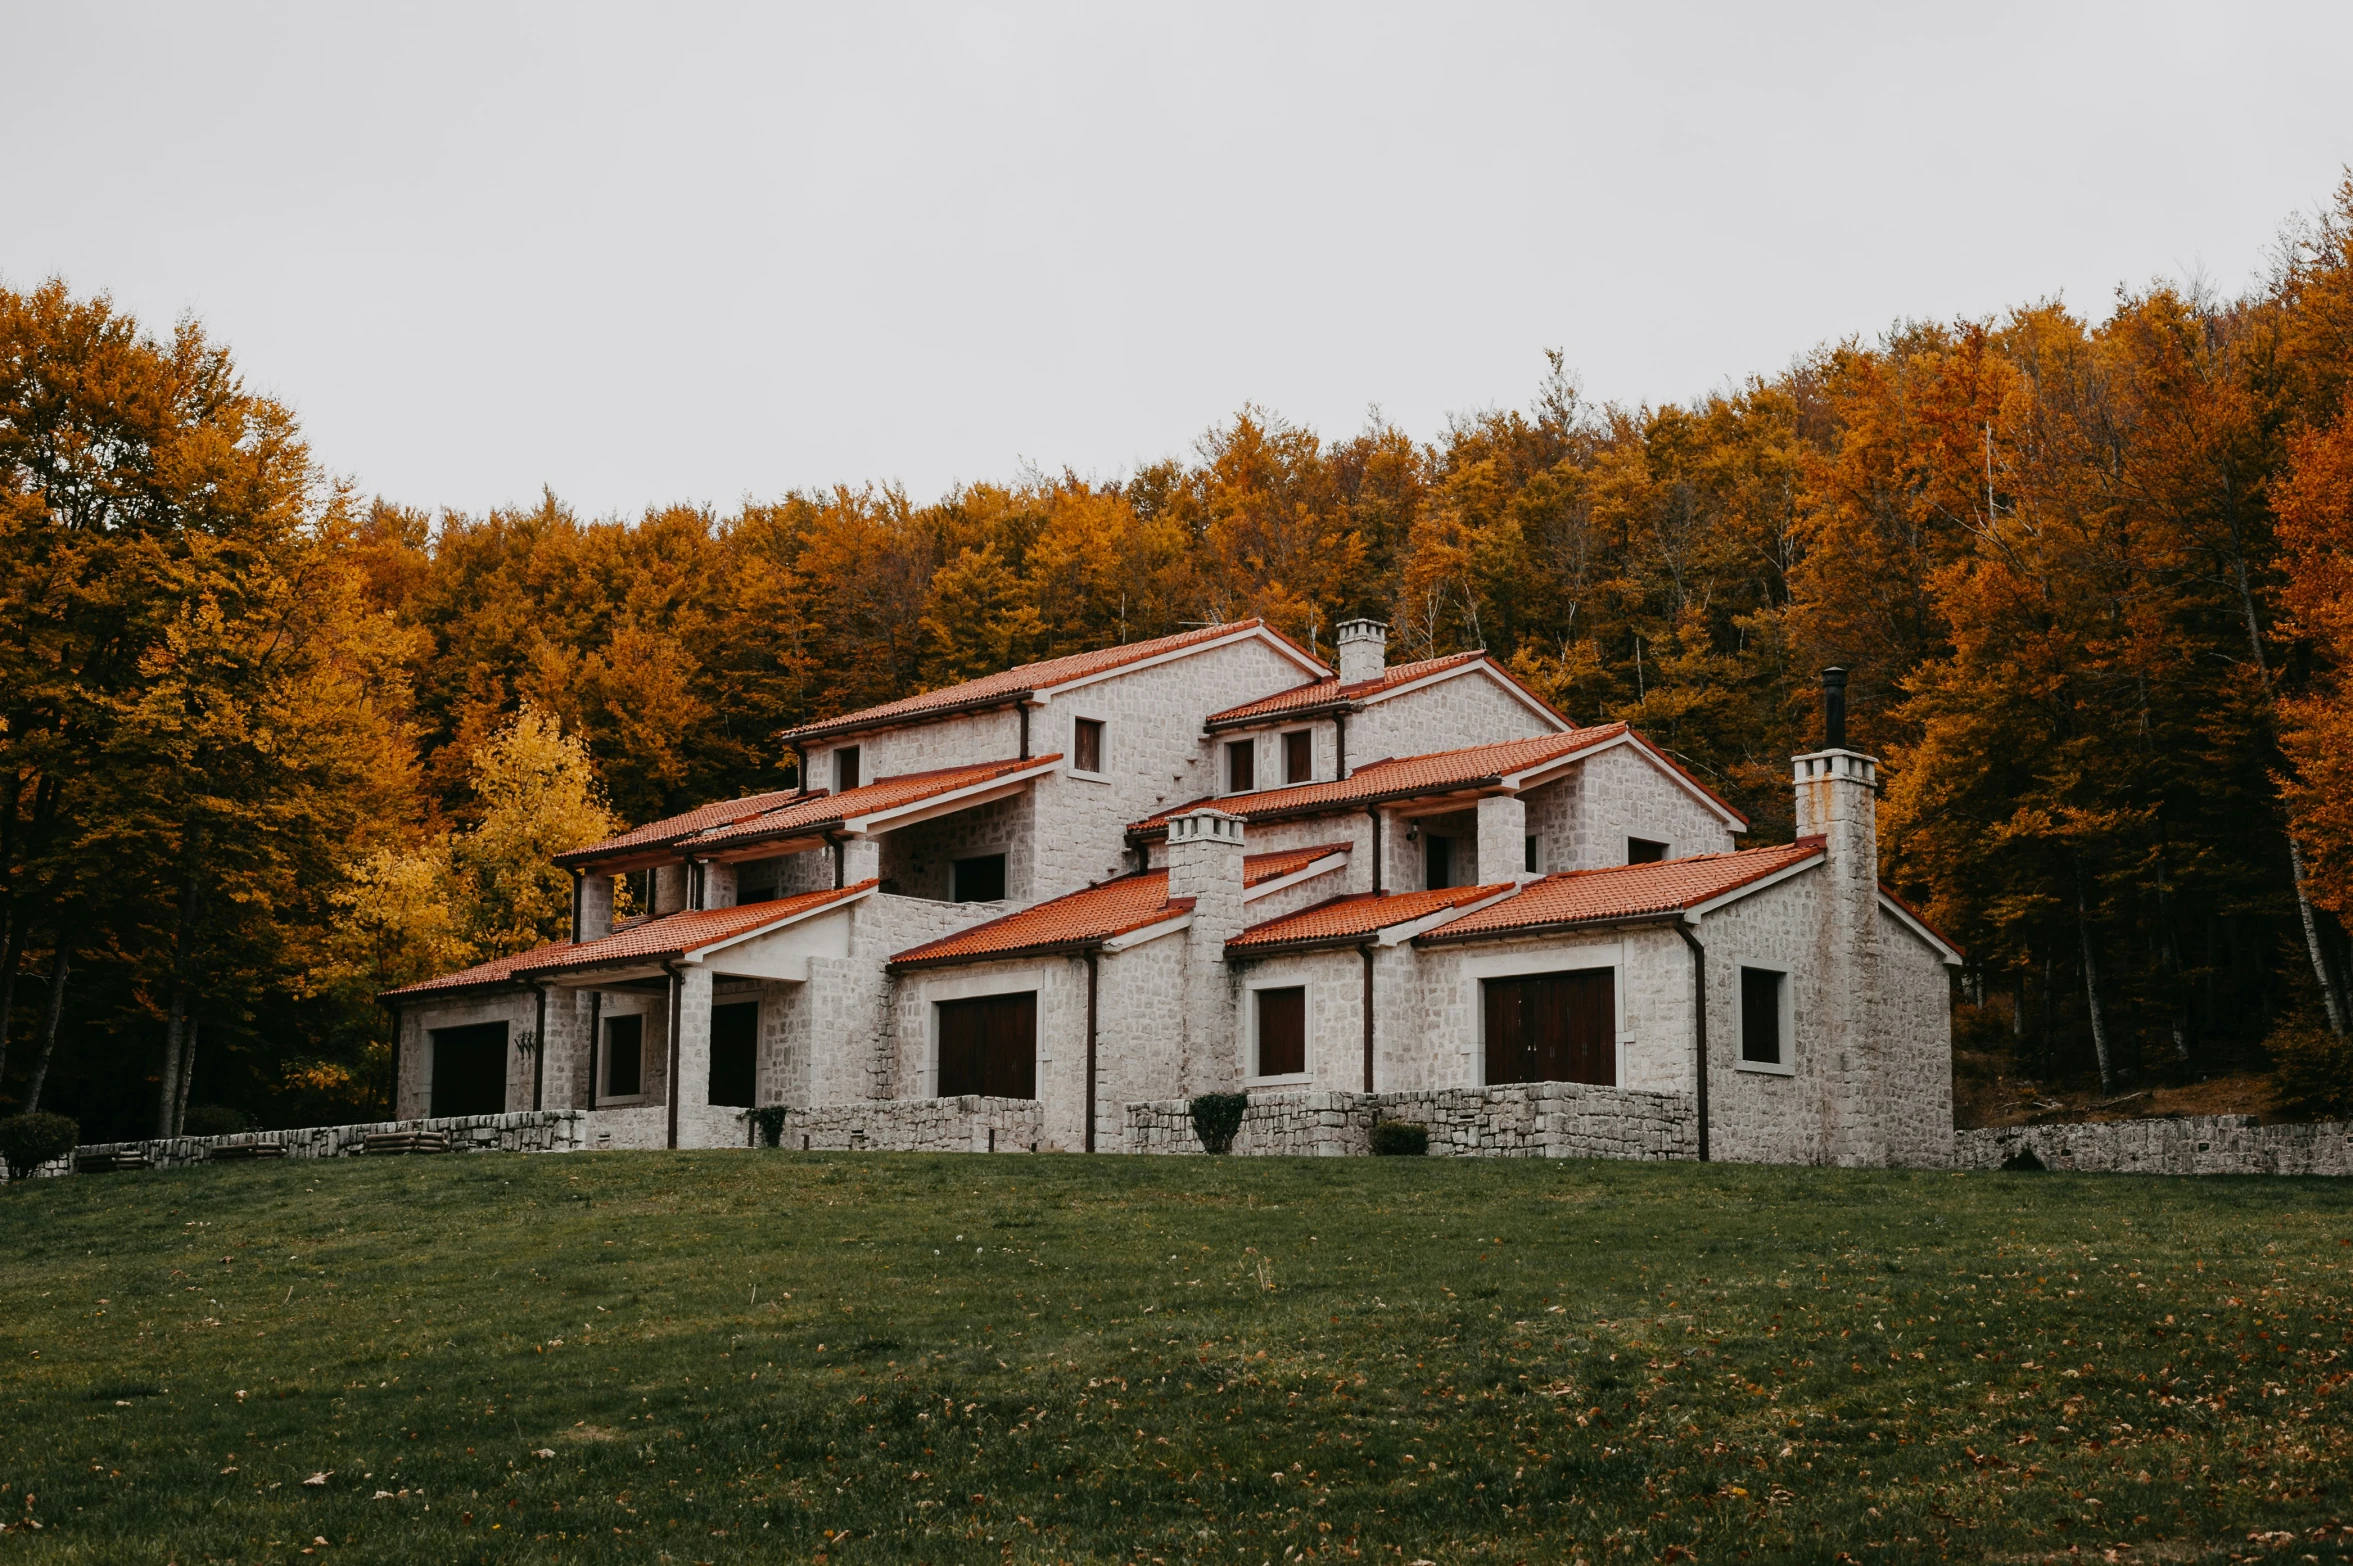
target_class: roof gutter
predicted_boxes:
[1674,920,1712,1163]
[1412,906,1690,949]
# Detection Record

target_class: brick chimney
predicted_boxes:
[1166,808,1247,1093]
[1790,667,1884,1165]
[1335,618,1388,686]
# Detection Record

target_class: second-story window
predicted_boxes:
[1283,729,1313,784]
[1073,717,1104,774]
[835,746,861,793]
[1628,837,1667,864]
[1225,738,1256,793]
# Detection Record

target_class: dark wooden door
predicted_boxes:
[1482,969,1614,1086]
[936,992,1037,1099]
[708,1001,759,1108]
[430,1022,509,1117]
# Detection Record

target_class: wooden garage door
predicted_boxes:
[935,992,1037,1099]
[431,1022,509,1117]
[1482,969,1615,1086]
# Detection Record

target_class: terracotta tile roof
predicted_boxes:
[782,620,1321,741]
[381,883,876,999]
[887,873,1189,970]
[1227,884,1512,954]
[555,788,806,868]
[1203,652,1487,727]
[1416,840,1824,945]
[679,757,1057,856]
[1242,842,1350,886]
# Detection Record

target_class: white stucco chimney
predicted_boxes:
[1335,618,1388,686]
[1790,667,1885,1165]
[1165,808,1247,1094]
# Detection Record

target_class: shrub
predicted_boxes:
[183,1105,254,1138]
[1370,1120,1429,1157]
[2269,1017,2353,1119]
[0,1113,80,1179]
[2000,1144,2046,1172]
[747,1105,791,1148]
[1189,1093,1248,1154]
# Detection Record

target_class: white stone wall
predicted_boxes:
[1208,813,1376,896]
[1121,1082,1696,1160]
[1093,935,1189,1144]
[1694,871,1822,1164]
[1524,743,1739,872]
[877,790,1034,903]
[395,991,536,1119]
[1955,1117,2353,1176]
[774,1096,1045,1153]
[882,955,1084,1149]
[1346,669,1557,762]
[1408,927,1687,1094]
[1229,949,1367,1090]
[44,1111,585,1177]
[1874,906,1958,1165]
[807,708,1026,796]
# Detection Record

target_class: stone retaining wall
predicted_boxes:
[19,1111,585,1179]
[770,1096,1047,1153]
[1123,1082,1698,1160]
[1956,1116,2353,1176]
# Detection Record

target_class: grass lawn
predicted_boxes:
[1,1152,2348,1564]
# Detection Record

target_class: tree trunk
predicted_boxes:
[0,770,29,1091]
[174,1016,199,1136]
[23,940,71,1114]
[157,859,201,1138]
[2076,862,2117,1094]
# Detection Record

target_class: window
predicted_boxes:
[1424,833,1454,891]
[1628,837,1667,864]
[1073,717,1104,774]
[709,1001,759,1108]
[1524,835,1543,874]
[1225,739,1256,793]
[1482,969,1615,1086]
[1740,967,1786,1067]
[603,1014,644,1098]
[429,1022,508,1117]
[1282,729,1313,785]
[835,746,861,793]
[736,855,782,904]
[1256,986,1307,1077]
[952,853,1007,902]
[935,992,1036,1098]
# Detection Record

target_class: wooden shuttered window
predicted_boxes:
[1481,969,1615,1086]
[935,992,1037,1099]
[1255,986,1306,1076]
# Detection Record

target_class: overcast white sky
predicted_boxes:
[6,3,2351,520]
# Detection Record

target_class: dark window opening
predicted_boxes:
[429,1022,508,1118]
[1424,833,1454,890]
[1741,967,1785,1065]
[1524,835,1542,874]
[835,746,861,793]
[709,1001,759,1108]
[1283,729,1313,785]
[604,1013,644,1098]
[1226,739,1256,793]
[1256,986,1307,1076]
[1074,717,1104,773]
[935,992,1036,1099]
[952,853,1007,902]
[736,855,782,904]
[1482,968,1615,1086]
[1628,837,1667,864]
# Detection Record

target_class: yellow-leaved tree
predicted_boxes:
[451,705,621,958]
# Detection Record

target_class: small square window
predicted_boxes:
[952,853,1007,903]
[1283,729,1313,784]
[1226,739,1256,793]
[1524,835,1542,874]
[1256,986,1306,1077]
[1628,837,1667,864]
[1740,967,1784,1065]
[835,746,862,793]
[1073,717,1104,774]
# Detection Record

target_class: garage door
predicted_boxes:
[1482,969,1614,1086]
[935,992,1037,1099]
[430,1022,510,1117]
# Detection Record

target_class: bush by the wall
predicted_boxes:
[1370,1120,1429,1157]
[2000,1144,2046,1172]
[746,1105,791,1148]
[0,1113,80,1179]
[1189,1093,1248,1155]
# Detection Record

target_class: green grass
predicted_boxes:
[2,1153,2349,1565]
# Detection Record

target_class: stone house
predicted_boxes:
[384,620,1960,1163]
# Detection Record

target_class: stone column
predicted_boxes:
[1475,794,1530,886]
[653,862,689,916]
[668,963,715,1148]
[576,873,614,942]
[1792,746,1883,1165]
[1166,809,1247,1094]
[838,835,881,887]
[700,860,737,909]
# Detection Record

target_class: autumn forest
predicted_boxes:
[7,179,2353,1143]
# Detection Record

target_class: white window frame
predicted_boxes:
[1733,959,1796,1076]
[1459,943,1633,1088]
[1278,726,1317,786]
[1627,834,1672,864]
[919,966,1048,1096]
[834,745,862,793]
[1068,714,1110,783]
[598,1005,652,1106]
[1242,973,1315,1086]
[1222,736,1258,796]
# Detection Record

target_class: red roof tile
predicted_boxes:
[1204,652,1487,726]
[782,620,1322,741]
[887,874,1188,970]
[1228,885,1512,953]
[381,883,876,998]
[1242,842,1351,887]
[1416,840,1824,945]
[556,788,806,868]
[680,757,1057,856]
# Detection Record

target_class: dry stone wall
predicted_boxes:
[23,1111,585,1179]
[1956,1117,2353,1176]
[1122,1082,1696,1160]
[774,1095,1045,1153]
